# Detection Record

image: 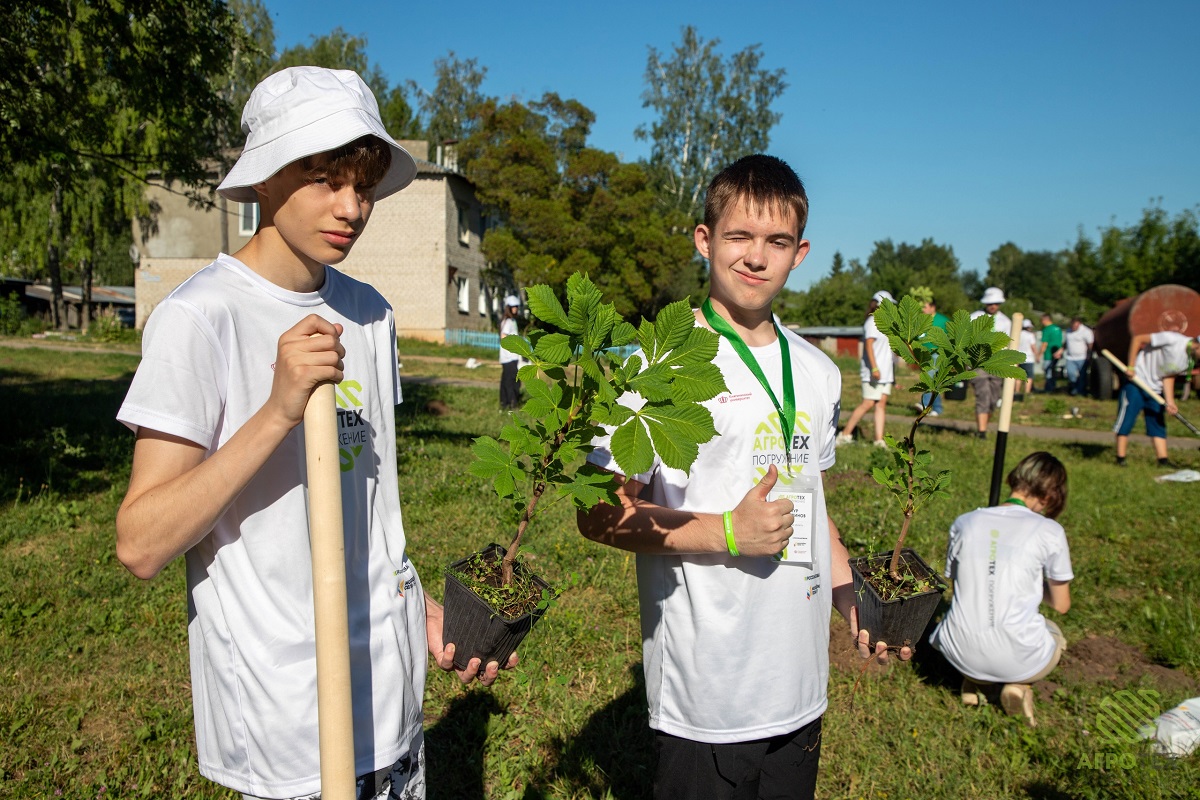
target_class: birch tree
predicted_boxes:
[636,26,787,224]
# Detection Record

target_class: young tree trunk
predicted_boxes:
[46,181,65,330]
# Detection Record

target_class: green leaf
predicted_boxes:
[500,334,532,359]
[637,403,718,474]
[533,332,573,365]
[565,273,603,336]
[561,466,619,510]
[523,378,563,418]
[669,362,728,403]
[610,321,638,348]
[628,363,673,402]
[610,416,655,476]
[468,437,525,498]
[656,325,721,368]
[526,284,569,329]
[651,299,696,358]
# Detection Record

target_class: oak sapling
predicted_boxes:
[467,272,728,591]
[870,296,1026,583]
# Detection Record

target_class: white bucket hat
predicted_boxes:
[871,290,895,304]
[503,295,520,307]
[980,287,1006,305]
[217,67,417,204]
[1023,318,1034,329]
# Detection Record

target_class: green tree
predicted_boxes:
[984,242,1079,318]
[865,238,971,315]
[462,95,698,322]
[636,25,787,223]
[1064,204,1200,317]
[273,27,418,138]
[409,51,490,152]
[1,1,239,327]
[787,252,873,326]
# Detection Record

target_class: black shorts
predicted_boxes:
[653,716,823,800]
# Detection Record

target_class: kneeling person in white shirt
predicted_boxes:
[930,451,1072,727]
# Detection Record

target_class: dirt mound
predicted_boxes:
[1045,634,1198,695]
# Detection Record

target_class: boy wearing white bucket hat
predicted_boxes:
[115,67,507,800]
[968,288,1013,439]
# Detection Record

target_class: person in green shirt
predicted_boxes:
[1038,313,1064,393]
[917,295,950,415]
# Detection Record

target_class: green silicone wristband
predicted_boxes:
[723,510,740,557]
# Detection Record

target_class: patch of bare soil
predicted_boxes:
[1039,634,1198,696]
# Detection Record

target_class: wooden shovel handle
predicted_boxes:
[304,382,356,799]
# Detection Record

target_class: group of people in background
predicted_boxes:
[836,285,1198,467]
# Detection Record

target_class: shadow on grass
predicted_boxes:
[0,366,136,501]
[524,664,653,800]
[1058,441,1112,460]
[425,691,505,800]
[396,381,493,448]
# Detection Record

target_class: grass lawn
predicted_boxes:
[1,342,1198,799]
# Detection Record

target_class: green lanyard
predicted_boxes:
[701,298,796,468]
[1005,497,1027,508]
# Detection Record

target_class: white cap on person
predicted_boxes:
[503,295,520,307]
[217,67,417,203]
[980,287,1006,305]
[872,290,895,304]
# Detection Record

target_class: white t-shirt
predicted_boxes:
[589,320,842,743]
[929,504,1073,683]
[1135,331,1192,395]
[118,255,427,798]
[859,313,894,384]
[1019,330,1038,364]
[499,316,521,364]
[1063,324,1094,360]
[970,309,1015,340]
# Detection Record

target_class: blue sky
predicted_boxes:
[263,0,1200,291]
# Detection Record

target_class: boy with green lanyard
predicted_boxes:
[578,155,906,800]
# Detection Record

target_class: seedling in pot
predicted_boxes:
[445,272,728,666]
[848,296,1024,650]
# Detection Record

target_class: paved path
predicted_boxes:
[884,413,1200,452]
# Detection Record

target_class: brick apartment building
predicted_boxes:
[131,141,498,341]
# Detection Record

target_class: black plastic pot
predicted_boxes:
[441,543,551,670]
[849,547,947,650]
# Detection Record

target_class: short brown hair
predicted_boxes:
[704,155,808,238]
[1007,451,1068,519]
[300,135,392,190]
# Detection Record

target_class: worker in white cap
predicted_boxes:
[499,294,523,409]
[838,290,895,446]
[968,288,1013,439]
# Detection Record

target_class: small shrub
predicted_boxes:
[0,292,45,337]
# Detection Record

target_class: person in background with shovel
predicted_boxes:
[115,67,510,800]
[1113,331,1200,468]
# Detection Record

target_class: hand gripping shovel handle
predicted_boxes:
[989,313,1024,506]
[1100,349,1200,437]
[304,382,356,799]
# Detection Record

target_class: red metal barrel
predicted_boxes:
[1092,284,1200,397]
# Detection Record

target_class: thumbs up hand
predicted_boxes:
[728,464,795,557]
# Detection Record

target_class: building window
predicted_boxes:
[238,202,260,236]
[457,203,470,246]
[478,285,488,316]
[456,276,470,313]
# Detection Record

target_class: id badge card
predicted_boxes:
[769,473,818,568]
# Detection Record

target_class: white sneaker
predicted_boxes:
[928,410,940,417]
[873,439,888,448]
[913,402,925,412]
[835,433,853,446]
